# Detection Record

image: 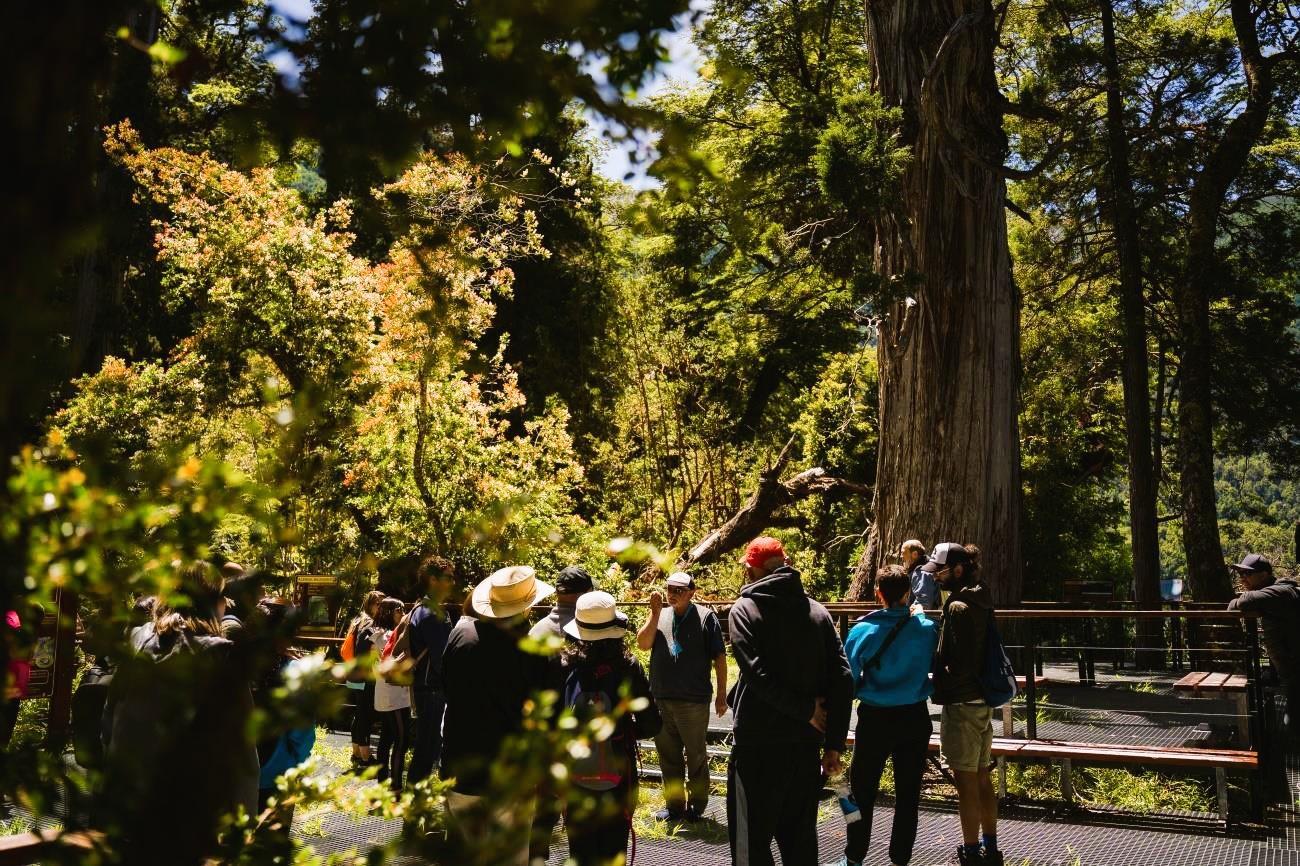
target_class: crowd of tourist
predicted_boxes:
[30,537,1300,866]
[60,528,1058,866]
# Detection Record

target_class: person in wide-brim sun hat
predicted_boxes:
[563,591,631,642]
[470,565,554,620]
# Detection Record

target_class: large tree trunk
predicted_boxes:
[849,4,1021,606]
[1176,0,1282,603]
[1100,1,1162,661]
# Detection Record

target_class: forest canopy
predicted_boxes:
[5,0,1299,621]
[2,1,1299,863]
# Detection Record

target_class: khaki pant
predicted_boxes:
[654,698,711,814]
[446,789,535,866]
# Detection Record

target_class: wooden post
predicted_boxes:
[1025,620,1038,741]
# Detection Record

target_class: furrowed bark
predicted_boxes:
[849,2,1022,606]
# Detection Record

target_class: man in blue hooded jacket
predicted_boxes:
[826,565,937,866]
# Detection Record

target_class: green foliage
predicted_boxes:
[1004,0,1300,591]
[814,92,908,224]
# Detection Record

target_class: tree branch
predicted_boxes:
[677,463,871,569]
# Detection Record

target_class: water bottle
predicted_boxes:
[835,781,861,825]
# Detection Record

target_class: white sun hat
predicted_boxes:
[470,565,554,619]
[563,591,631,642]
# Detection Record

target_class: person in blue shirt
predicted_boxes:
[399,555,456,784]
[255,599,316,824]
[827,565,938,866]
[901,538,938,611]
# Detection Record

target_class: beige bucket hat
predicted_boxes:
[470,565,554,619]
[563,591,631,642]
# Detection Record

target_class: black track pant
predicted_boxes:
[407,689,446,783]
[844,701,931,866]
[727,742,822,866]
[565,786,633,866]
[351,683,376,747]
[376,707,410,789]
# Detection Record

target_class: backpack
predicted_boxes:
[979,613,1017,708]
[562,663,635,792]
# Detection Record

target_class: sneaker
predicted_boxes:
[820,858,862,866]
[982,850,1005,866]
[948,846,982,865]
[683,806,705,823]
[652,807,684,822]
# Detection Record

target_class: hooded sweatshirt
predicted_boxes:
[1228,576,1300,681]
[933,581,994,705]
[727,566,853,752]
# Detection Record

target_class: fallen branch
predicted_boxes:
[678,465,871,570]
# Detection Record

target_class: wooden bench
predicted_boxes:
[838,731,1256,823]
[1173,671,1251,745]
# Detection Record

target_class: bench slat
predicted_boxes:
[842,731,1257,770]
[1198,672,1231,691]
[1173,672,1209,690]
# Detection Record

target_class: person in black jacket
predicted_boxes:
[928,542,1002,866]
[101,561,259,866]
[1228,554,1300,741]
[559,591,661,866]
[727,536,852,866]
[440,565,554,866]
[399,555,456,784]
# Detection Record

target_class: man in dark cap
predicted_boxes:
[1228,554,1300,741]
[529,565,593,641]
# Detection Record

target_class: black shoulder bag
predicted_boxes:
[861,614,912,680]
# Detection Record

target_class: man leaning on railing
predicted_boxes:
[1227,554,1300,744]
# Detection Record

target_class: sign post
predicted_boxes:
[24,589,77,745]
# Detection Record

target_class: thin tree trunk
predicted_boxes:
[849,3,1022,606]
[1175,0,1284,602]
[1152,340,1167,490]
[1100,0,1162,664]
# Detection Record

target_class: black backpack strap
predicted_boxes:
[863,614,913,674]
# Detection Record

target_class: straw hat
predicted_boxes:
[563,591,631,642]
[470,565,554,619]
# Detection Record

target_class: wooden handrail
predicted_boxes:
[0,829,100,866]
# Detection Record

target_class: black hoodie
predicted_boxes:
[727,566,853,752]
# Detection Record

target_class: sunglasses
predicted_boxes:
[665,586,690,595]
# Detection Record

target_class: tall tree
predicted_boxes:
[1100,1,1162,625]
[1174,0,1296,601]
[850,3,1022,604]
